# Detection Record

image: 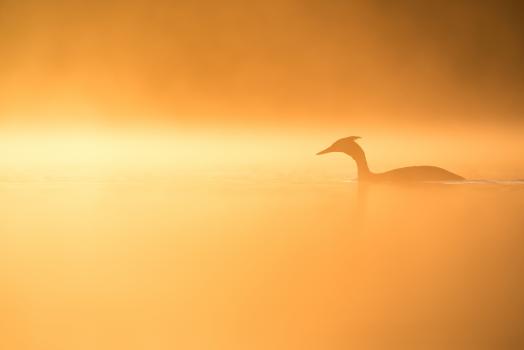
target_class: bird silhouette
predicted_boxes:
[317,136,464,182]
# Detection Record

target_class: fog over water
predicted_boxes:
[1,0,523,348]
[1,128,524,350]
[1,0,523,124]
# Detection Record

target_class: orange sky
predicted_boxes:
[0,0,523,128]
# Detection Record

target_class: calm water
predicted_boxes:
[1,171,524,350]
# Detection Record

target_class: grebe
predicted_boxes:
[317,136,464,182]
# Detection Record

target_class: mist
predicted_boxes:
[0,0,523,126]
[2,3,524,349]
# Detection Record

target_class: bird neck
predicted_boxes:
[354,154,372,180]
[346,145,372,180]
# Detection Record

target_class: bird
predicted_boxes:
[317,136,464,182]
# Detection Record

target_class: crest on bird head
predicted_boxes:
[317,136,362,155]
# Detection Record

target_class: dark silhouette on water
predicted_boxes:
[317,136,465,182]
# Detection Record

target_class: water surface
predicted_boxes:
[1,171,523,350]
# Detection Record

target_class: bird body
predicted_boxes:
[371,166,464,182]
[317,136,464,182]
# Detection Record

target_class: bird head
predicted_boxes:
[317,136,362,156]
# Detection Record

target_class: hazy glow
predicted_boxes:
[1,123,523,180]
[1,125,523,350]
[1,1,523,124]
[2,153,523,350]
[1,1,523,348]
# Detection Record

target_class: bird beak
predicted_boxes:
[316,146,334,155]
